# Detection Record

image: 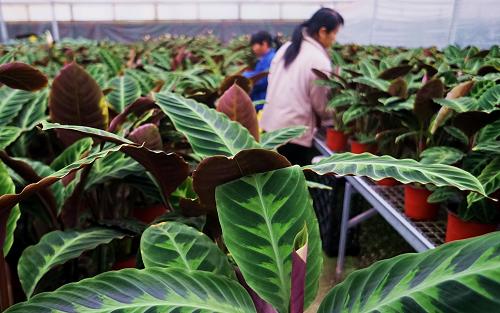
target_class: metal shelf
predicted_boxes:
[312,135,446,278]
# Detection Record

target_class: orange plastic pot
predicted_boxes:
[350,140,377,154]
[326,129,348,152]
[376,178,399,186]
[112,256,136,270]
[133,203,168,224]
[404,185,439,221]
[445,211,497,242]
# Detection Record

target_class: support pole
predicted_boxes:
[0,0,9,43]
[50,1,60,41]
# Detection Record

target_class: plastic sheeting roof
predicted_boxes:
[1,0,499,47]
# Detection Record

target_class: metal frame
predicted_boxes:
[313,135,444,279]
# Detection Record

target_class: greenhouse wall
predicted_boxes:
[1,0,499,47]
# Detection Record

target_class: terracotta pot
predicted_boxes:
[376,178,399,186]
[133,203,168,224]
[404,185,439,221]
[112,256,136,270]
[326,129,348,152]
[445,211,497,242]
[350,140,377,154]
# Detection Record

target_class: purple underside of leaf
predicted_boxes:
[290,244,308,313]
[108,97,157,133]
[235,268,278,313]
[0,62,48,91]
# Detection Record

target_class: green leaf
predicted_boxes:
[98,49,122,76]
[140,222,234,277]
[14,158,65,214]
[125,68,157,95]
[318,232,500,313]
[16,89,48,130]
[444,126,469,145]
[328,91,358,109]
[216,166,322,312]
[419,146,465,165]
[427,186,459,203]
[467,157,500,205]
[18,228,126,299]
[353,76,390,91]
[6,268,256,313]
[0,160,20,256]
[86,63,109,89]
[155,92,259,158]
[0,87,34,126]
[433,97,477,113]
[85,152,143,189]
[260,126,307,150]
[473,141,500,154]
[358,60,379,78]
[304,153,485,195]
[42,121,134,145]
[476,119,500,145]
[342,105,370,124]
[476,84,500,112]
[50,138,93,171]
[106,75,141,112]
[0,126,22,149]
[306,180,333,190]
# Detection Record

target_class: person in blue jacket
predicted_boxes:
[243,31,277,111]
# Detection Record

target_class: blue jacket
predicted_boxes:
[243,48,276,110]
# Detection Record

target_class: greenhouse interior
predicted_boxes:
[0,0,499,312]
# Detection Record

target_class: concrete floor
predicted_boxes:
[305,255,359,313]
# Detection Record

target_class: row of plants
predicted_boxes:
[316,44,499,242]
[0,36,498,312]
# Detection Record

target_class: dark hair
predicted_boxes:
[250,31,282,50]
[284,8,344,67]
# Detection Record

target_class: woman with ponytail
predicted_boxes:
[260,8,344,165]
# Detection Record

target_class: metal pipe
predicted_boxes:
[0,0,8,43]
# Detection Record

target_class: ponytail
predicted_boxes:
[283,8,344,68]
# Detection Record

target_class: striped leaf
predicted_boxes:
[473,141,500,154]
[318,232,500,313]
[6,268,256,313]
[86,152,143,189]
[17,228,126,299]
[140,222,234,278]
[444,126,469,145]
[155,92,259,158]
[328,91,358,109]
[467,157,500,205]
[358,60,379,78]
[216,166,322,313]
[260,126,307,150]
[0,160,20,256]
[14,158,65,214]
[0,87,34,126]
[476,119,500,145]
[419,146,465,165]
[342,105,370,124]
[0,126,22,149]
[353,77,390,91]
[98,49,122,76]
[50,138,93,171]
[16,89,48,130]
[106,75,141,112]
[428,186,459,203]
[86,63,109,89]
[304,153,485,195]
[125,68,156,95]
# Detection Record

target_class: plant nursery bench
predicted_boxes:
[313,135,446,279]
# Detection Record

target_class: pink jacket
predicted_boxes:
[260,31,332,147]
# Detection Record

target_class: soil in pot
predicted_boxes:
[326,128,348,152]
[445,211,498,242]
[133,203,168,224]
[350,140,377,154]
[404,185,439,221]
